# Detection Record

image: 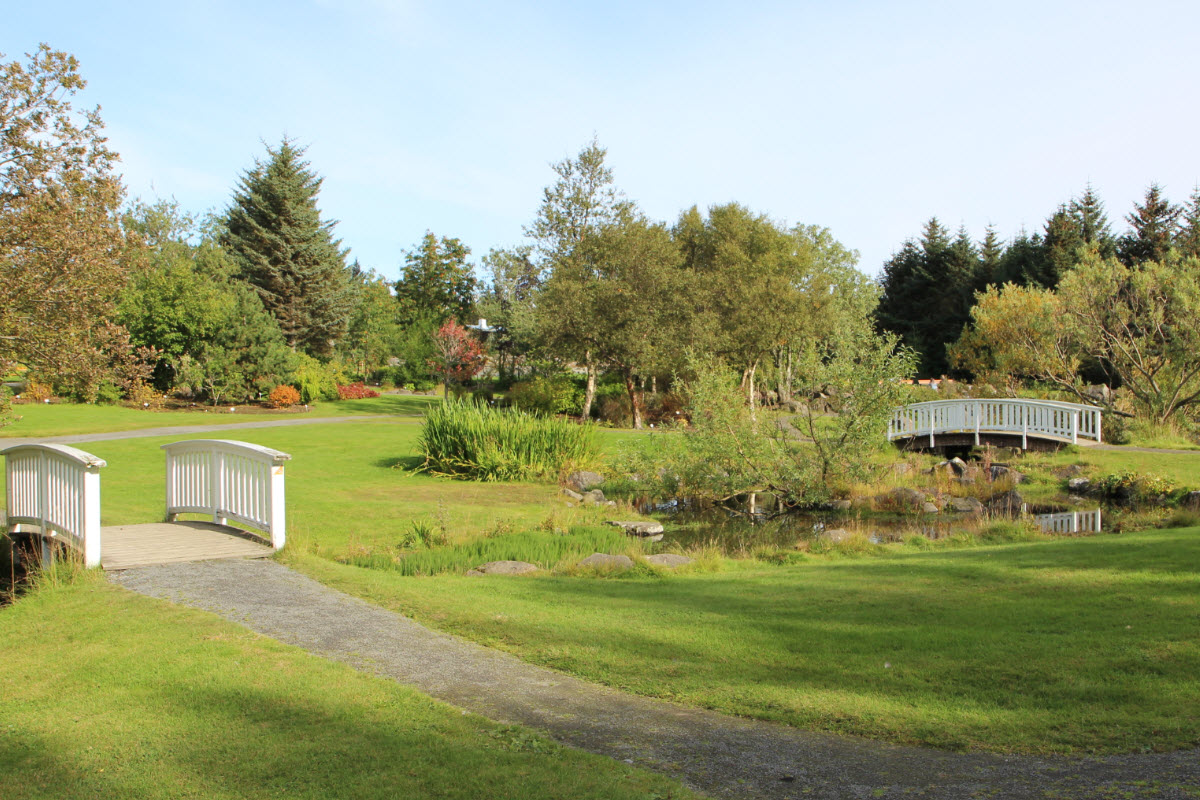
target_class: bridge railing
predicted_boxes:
[162,439,291,549]
[2,443,106,567]
[888,398,1103,449]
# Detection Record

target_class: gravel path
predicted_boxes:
[0,414,409,449]
[109,559,1199,800]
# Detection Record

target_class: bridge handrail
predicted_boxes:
[1,443,106,567]
[161,439,291,549]
[888,398,1103,447]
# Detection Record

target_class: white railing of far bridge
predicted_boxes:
[888,398,1103,449]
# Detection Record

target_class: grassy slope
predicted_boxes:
[0,394,438,439]
[291,529,1200,755]
[0,576,696,800]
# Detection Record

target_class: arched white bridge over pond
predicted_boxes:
[2,439,289,570]
[888,398,1103,451]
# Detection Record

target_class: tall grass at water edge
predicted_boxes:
[417,400,599,481]
[339,525,640,576]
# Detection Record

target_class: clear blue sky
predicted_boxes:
[6,0,1199,281]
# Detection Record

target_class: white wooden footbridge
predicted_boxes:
[888,398,1103,451]
[2,439,289,570]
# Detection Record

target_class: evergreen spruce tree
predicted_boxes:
[1178,186,1200,259]
[977,224,1004,288]
[222,138,353,357]
[994,229,1045,286]
[875,218,973,376]
[1040,205,1083,287]
[1118,183,1182,265]
[1068,183,1116,256]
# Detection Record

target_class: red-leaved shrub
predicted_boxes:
[337,382,380,400]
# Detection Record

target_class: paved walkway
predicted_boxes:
[0,414,408,449]
[109,559,1199,800]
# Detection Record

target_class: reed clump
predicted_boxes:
[416,399,599,482]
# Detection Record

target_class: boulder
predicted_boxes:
[578,553,634,570]
[607,520,665,536]
[891,461,915,477]
[1055,464,1085,479]
[477,560,538,575]
[1186,490,1200,510]
[921,502,940,514]
[644,553,693,568]
[465,569,485,577]
[986,489,1025,515]
[882,487,925,510]
[990,464,1027,483]
[1067,477,1092,494]
[830,499,853,511]
[560,487,584,502]
[566,471,605,492]
[945,496,984,514]
[947,457,970,476]
[583,489,607,504]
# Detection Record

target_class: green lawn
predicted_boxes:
[290,529,1200,755]
[4,410,1199,759]
[1,419,634,557]
[0,576,697,800]
[0,394,438,439]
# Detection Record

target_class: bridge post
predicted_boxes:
[974,401,981,446]
[1071,411,1078,445]
[1022,411,1028,450]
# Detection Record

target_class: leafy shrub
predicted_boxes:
[1093,469,1177,503]
[127,381,164,409]
[417,399,599,481]
[93,380,123,405]
[291,354,346,403]
[23,381,53,403]
[507,375,581,415]
[337,382,380,400]
[268,384,302,408]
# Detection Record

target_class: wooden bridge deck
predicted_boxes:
[100,521,274,571]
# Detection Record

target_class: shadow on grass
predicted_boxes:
[334,395,439,416]
[374,455,423,470]
[358,529,1200,752]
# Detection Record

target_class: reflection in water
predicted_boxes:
[636,494,1103,555]
[1035,509,1103,534]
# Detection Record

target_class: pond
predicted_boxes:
[635,494,1104,555]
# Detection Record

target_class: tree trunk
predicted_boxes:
[625,372,644,430]
[746,359,759,423]
[777,346,793,404]
[651,375,657,394]
[581,351,597,419]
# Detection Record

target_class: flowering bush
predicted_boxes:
[268,384,302,408]
[337,382,380,400]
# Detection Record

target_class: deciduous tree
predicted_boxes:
[1,45,132,404]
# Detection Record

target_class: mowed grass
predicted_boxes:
[0,576,696,800]
[0,394,438,439]
[292,529,1200,755]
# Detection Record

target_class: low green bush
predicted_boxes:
[416,399,599,481]
[506,375,581,415]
